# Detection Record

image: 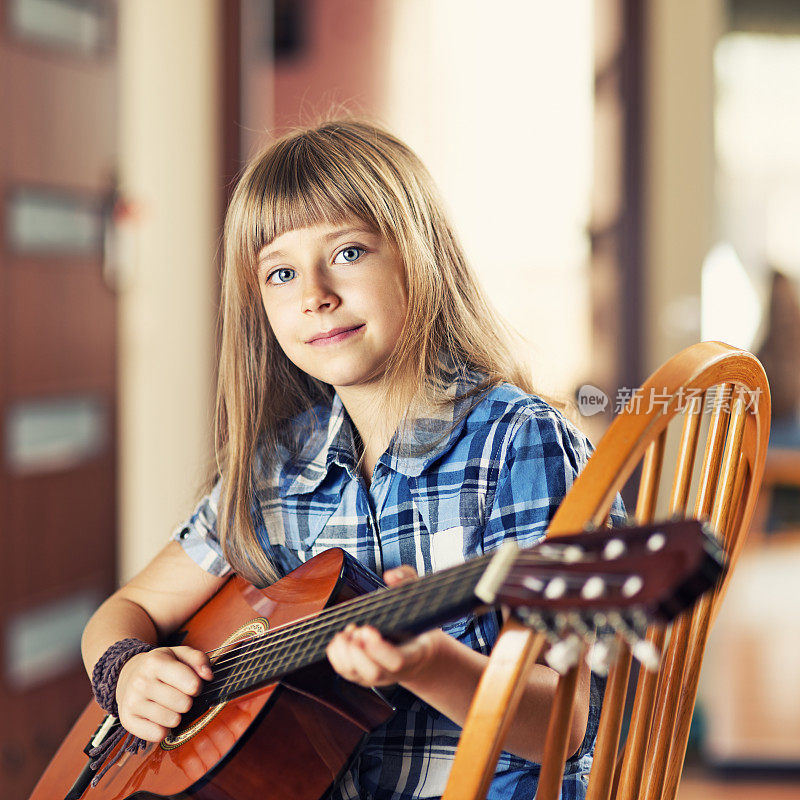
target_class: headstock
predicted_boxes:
[493,519,725,674]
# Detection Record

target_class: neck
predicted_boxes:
[335,383,402,484]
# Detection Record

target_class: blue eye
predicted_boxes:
[334,246,364,264]
[267,267,295,285]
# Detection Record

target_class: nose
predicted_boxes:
[301,269,339,314]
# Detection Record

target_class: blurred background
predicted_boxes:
[2,0,800,797]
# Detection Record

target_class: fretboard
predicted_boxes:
[206,553,494,703]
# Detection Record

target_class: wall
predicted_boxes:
[381,0,595,399]
[644,0,725,373]
[117,0,220,580]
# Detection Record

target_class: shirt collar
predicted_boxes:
[380,366,487,477]
[280,395,355,496]
[280,364,488,495]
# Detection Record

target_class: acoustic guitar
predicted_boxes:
[30,519,723,800]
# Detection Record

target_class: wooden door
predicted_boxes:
[0,1,118,796]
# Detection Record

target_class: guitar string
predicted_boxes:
[194,559,491,700]
[195,565,644,702]
[203,558,486,680]
[195,585,639,707]
[196,549,648,681]
[200,554,493,669]
[183,532,687,706]
[181,527,668,701]
[190,522,678,667]
[197,543,645,665]
[201,551,646,673]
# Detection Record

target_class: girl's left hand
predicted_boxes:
[325,565,438,687]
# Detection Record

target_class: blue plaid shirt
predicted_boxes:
[175,372,625,799]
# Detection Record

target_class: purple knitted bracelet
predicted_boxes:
[91,637,154,718]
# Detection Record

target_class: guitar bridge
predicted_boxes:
[83,714,118,755]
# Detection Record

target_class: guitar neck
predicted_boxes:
[201,518,724,704]
[208,554,493,702]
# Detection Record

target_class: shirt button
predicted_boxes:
[179,527,190,539]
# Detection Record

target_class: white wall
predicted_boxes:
[644,0,725,372]
[382,0,595,398]
[117,0,219,581]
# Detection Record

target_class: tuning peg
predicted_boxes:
[537,543,585,563]
[544,576,567,599]
[605,611,661,672]
[647,532,666,552]
[545,633,583,674]
[514,607,550,634]
[581,576,606,599]
[564,611,595,638]
[587,636,620,676]
[566,611,611,674]
[631,639,661,672]
[565,612,618,676]
[621,575,643,598]
[602,538,627,560]
[606,609,648,638]
[515,610,576,670]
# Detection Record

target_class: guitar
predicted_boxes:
[30,519,724,800]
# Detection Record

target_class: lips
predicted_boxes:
[306,324,365,344]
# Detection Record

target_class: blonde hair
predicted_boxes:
[216,117,536,585]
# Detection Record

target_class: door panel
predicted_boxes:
[0,0,119,794]
[5,257,115,393]
[4,20,116,190]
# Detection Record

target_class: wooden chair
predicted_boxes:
[442,341,771,800]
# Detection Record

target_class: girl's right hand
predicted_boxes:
[115,646,213,742]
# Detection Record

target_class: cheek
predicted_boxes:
[261,299,295,351]
[368,282,405,336]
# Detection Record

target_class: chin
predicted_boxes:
[310,363,386,390]
[323,371,375,388]
[288,350,390,391]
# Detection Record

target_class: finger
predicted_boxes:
[148,652,204,697]
[337,633,387,685]
[148,680,195,715]
[352,627,405,674]
[171,646,213,680]
[327,628,381,685]
[382,565,418,587]
[119,714,170,743]
[138,699,183,731]
[338,626,407,686]
[326,627,360,679]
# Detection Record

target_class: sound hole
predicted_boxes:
[160,618,268,750]
[177,696,214,730]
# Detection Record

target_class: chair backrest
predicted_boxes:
[441,341,771,800]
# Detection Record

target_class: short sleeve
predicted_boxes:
[172,478,232,577]
[482,410,626,552]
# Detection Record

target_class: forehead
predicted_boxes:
[257,221,380,262]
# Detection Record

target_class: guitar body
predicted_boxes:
[30,519,724,800]
[30,548,395,800]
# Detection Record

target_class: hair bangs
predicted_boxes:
[243,134,390,263]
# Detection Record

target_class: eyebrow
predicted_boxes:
[258,227,376,267]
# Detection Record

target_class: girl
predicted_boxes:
[82,118,623,799]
